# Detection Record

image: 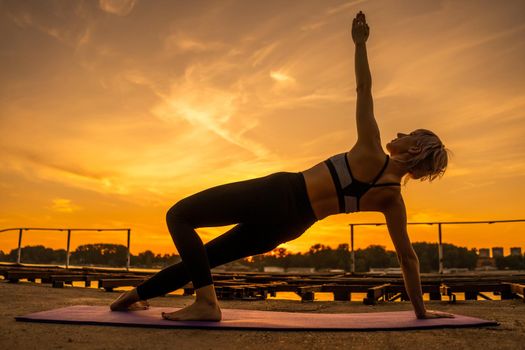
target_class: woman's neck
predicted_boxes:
[386,155,410,181]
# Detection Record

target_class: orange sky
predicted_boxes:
[1,0,524,257]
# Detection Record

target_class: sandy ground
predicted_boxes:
[1,281,524,350]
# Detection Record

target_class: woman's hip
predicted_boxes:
[169,172,317,227]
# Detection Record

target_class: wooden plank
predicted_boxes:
[440,283,510,293]
[440,283,456,302]
[477,292,493,300]
[50,274,90,282]
[215,285,267,301]
[98,278,145,291]
[291,285,322,302]
[502,282,525,301]
[52,281,65,288]
[464,291,478,300]
[508,283,525,296]
[297,285,324,293]
[387,293,402,302]
[363,283,391,305]
[6,271,54,282]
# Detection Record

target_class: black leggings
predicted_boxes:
[135,172,317,300]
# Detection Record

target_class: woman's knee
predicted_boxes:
[166,199,192,225]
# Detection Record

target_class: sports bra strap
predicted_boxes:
[372,182,401,187]
[370,155,390,185]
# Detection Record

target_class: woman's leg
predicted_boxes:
[135,222,285,301]
[111,173,298,317]
[136,222,290,321]
[163,173,291,295]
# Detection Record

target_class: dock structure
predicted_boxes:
[1,263,524,304]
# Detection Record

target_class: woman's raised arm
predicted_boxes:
[352,12,381,151]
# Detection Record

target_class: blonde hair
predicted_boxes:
[398,129,451,185]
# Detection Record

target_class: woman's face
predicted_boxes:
[386,132,417,155]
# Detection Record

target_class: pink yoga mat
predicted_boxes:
[15,305,498,331]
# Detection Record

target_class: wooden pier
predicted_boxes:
[1,263,524,304]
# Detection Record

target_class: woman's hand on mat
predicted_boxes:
[418,310,455,319]
[352,11,369,45]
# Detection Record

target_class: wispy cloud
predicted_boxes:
[49,198,81,213]
[98,0,137,16]
[164,32,225,53]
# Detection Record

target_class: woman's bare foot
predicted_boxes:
[161,300,222,322]
[160,284,221,321]
[110,288,150,311]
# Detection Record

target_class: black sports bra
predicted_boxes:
[324,153,400,213]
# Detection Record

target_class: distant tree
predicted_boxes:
[412,242,478,272]
[0,241,491,272]
[130,250,181,268]
[136,250,155,266]
[495,255,525,270]
[412,242,439,272]
[70,243,128,266]
[6,245,66,264]
[0,249,11,262]
[442,243,477,269]
[355,245,398,272]
[335,243,351,271]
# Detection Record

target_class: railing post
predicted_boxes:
[66,229,71,269]
[350,224,355,273]
[17,229,23,264]
[126,229,131,271]
[438,223,444,274]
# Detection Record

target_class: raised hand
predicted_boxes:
[352,11,369,45]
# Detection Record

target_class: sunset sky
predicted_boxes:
[1,0,524,258]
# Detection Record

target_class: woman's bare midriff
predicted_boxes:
[301,162,339,220]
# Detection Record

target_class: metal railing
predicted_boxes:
[2,219,524,274]
[349,219,525,274]
[0,227,132,270]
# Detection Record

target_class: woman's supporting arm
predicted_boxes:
[398,255,426,318]
[383,195,426,318]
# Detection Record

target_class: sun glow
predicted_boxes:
[0,1,524,255]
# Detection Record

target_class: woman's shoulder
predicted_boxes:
[348,143,387,161]
[347,144,389,180]
[379,189,405,213]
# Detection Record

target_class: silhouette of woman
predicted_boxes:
[111,11,453,321]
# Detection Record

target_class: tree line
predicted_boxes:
[0,244,181,268]
[0,242,523,272]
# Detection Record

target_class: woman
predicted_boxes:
[110,11,453,321]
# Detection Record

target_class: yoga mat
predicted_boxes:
[15,305,498,331]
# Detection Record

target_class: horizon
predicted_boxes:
[1,0,524,256]
[0,234,523,258]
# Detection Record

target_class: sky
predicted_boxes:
[1,0,524,257]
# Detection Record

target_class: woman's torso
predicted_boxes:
[301,147,401,220]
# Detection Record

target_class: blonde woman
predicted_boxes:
[111,11,453,321]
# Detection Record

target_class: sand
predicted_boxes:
[1,280,524,350]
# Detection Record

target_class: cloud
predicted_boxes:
[164,33,224,53]
[152,74,269,158]
[1,145,130,196]
[4,3,93,49]
[49,198,81,213]
[325,0,369,16]
[270,70,295,83]
[99,0,137,16]
[250,42,280,67]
